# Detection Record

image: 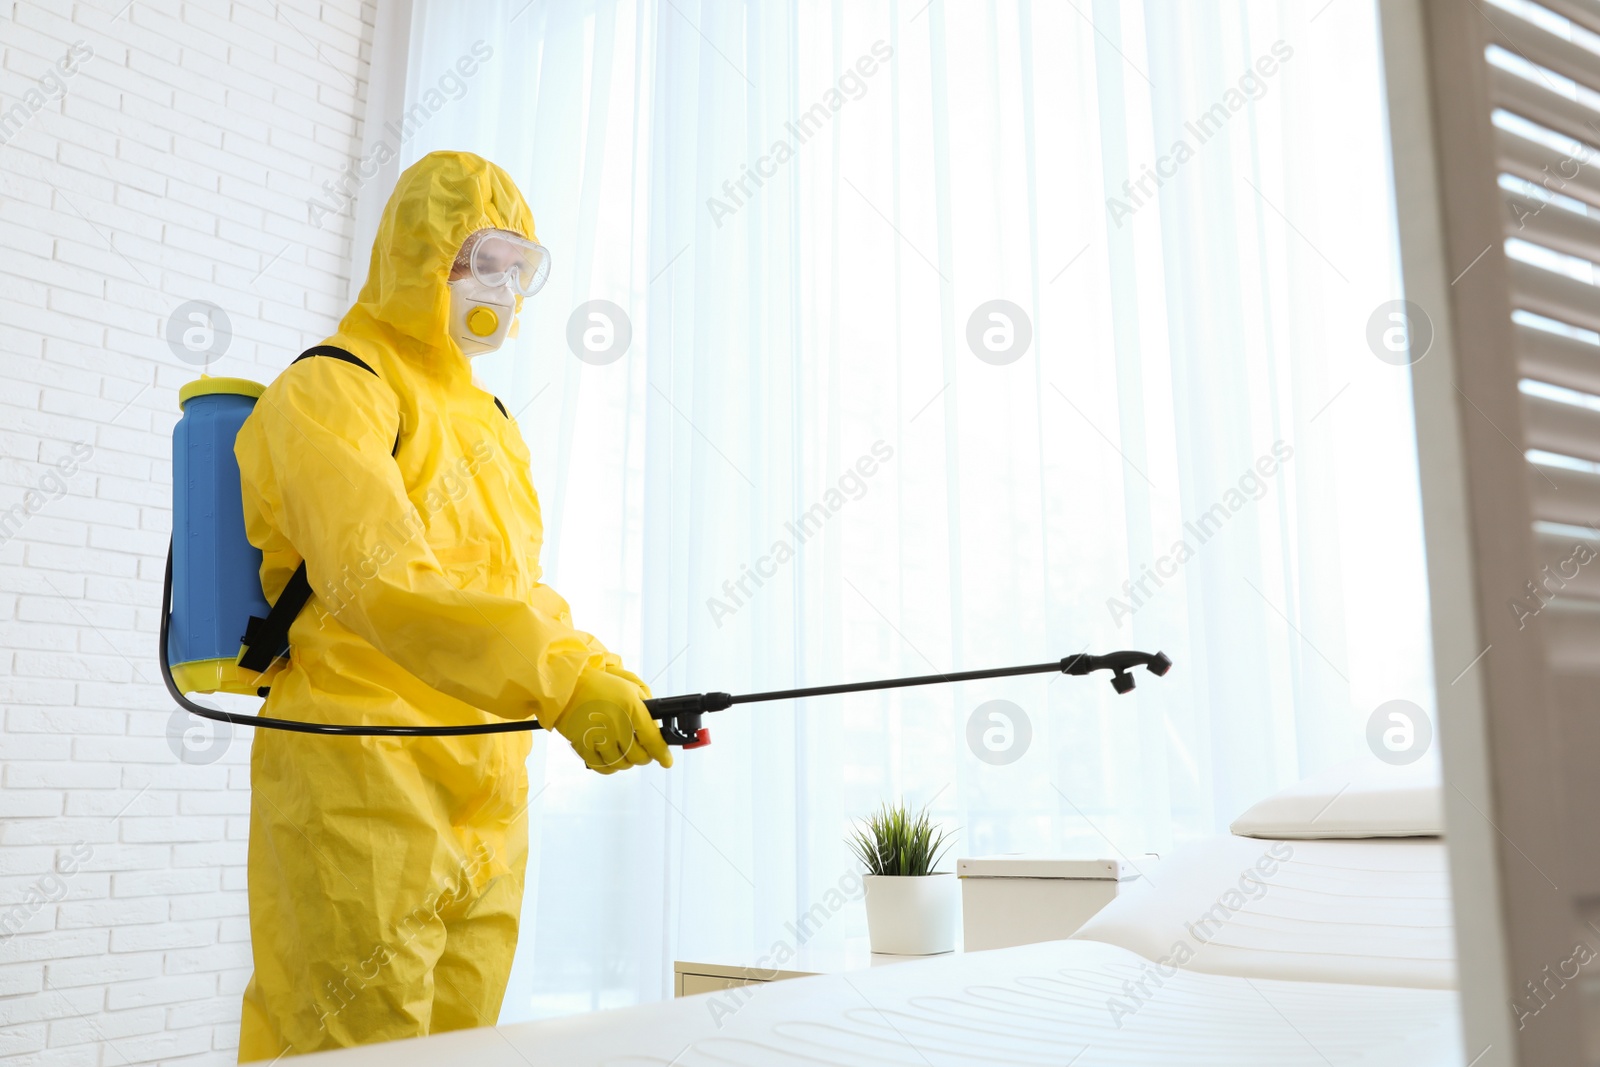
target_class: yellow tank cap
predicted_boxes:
[179,376,266,410]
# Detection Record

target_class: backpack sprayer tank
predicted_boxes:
[164,378,283,698]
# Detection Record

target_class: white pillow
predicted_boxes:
[1229,756,1442,838]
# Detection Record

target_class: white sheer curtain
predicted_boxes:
[372,0,1432,1021]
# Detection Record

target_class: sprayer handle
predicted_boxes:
[643,692,732,746]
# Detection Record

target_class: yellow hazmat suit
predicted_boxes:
[234,151,658,1061]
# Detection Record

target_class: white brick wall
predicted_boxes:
[0,2,374,1062]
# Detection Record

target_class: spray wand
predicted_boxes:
[159,632,1172,744]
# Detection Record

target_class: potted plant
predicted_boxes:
[847,801,958,955]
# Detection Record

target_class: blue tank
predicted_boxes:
[167,378,275,695]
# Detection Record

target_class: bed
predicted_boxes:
[297,760,1461,1065]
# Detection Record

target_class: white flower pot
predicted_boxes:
[863,873,958,955]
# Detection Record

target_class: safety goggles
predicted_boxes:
[463,229,551,297]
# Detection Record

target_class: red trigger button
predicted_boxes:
[684,728,711,749]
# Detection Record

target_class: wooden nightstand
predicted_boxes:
[673,936,957,997]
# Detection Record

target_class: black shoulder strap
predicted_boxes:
[494,396,509,419]
[238,346,390,678]
[238,563,311,674]
[294,344,378,376]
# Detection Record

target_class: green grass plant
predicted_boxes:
[847,801,955,877]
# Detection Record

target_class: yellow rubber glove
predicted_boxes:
[603,661,652,699]
[555,668,673,774]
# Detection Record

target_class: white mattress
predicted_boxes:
[296,938,1461,1066]
[1073,835,1457,988]
[293,835,1462,1065]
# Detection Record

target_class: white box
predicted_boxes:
[957,855,1141,951]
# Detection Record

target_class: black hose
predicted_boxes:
[160,541,546,737]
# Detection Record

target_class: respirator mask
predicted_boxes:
[448,229,551,357]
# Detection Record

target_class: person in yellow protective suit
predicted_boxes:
[233,150,670,1062]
